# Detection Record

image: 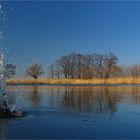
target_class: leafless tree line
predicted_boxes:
[120,64,140,77]
[24,53,140,79]
[48,52,122,79]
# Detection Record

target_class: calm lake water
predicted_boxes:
[1,85,140,139]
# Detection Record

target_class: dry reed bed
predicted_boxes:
[6,77,140,85]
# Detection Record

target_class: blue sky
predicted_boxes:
[1,1,140,75]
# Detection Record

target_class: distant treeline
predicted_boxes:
[48,52,118,79]
[47,52,140,79]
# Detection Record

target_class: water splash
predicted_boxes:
[0,4,23,118]
[0,52,23,118]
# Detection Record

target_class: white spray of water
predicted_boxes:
[0,4,23,117]
[0,51,23,117]
[0,52,6,94]
[0,4,6,100]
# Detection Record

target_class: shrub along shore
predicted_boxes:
[5,77,140,85]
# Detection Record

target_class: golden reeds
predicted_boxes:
[6,76,140,85]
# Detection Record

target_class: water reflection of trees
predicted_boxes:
[61,87,120,113]
[132,87,139,104]
[122,86,140,104]
[14,85,140,113]
[26,86,42,107]
[49,87,60,107]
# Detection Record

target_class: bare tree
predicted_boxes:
[120,65,131,77]
[130,64,140,77]
[55,60,62,79]
[93,54,105,78]
[48,64,55,78]
[26,64,44,79]
[80,54,94,79]
[51,52,121,79]
[57,55,70,78]
[104,53,119,78]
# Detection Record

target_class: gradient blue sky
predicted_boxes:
[1,1,140,75]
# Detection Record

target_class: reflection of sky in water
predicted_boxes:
[1,85,140,139]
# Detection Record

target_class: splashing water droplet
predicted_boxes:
[0,51,23,118]
[0,4,23,118]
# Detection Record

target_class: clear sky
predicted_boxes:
[1,1,140,75]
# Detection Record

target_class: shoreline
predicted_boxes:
[6,77,140,85]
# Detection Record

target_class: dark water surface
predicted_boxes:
[1,85,140,139]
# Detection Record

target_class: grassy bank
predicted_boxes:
[5,77,140,85]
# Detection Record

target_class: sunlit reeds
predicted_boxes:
[6,76,140,85]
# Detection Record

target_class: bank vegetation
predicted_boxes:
[6,52,140,85]
[6,77,140,85]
